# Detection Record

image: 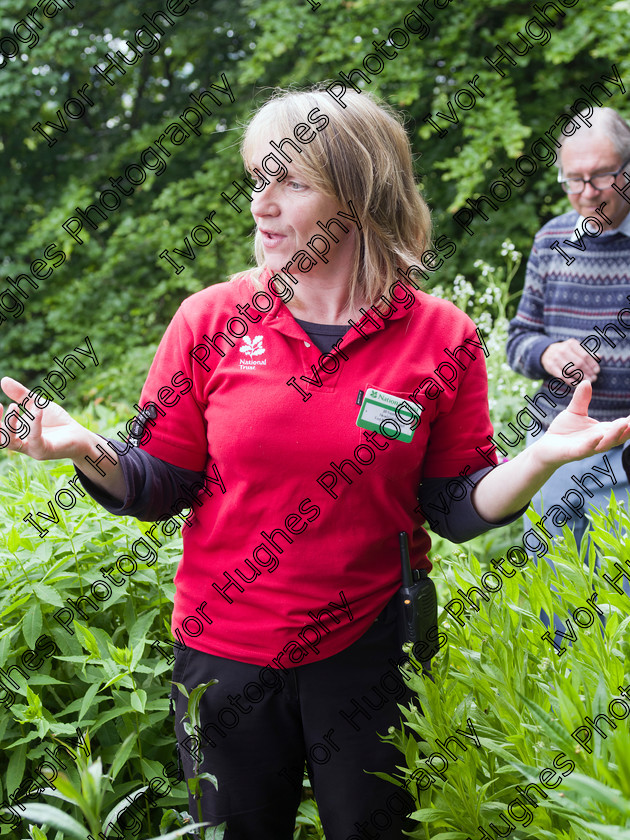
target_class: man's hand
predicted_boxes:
[540,338,600,383]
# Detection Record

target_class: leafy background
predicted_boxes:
[2,0,629,406]
[1,0,630,836]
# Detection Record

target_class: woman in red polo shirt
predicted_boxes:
[2,86,630,840]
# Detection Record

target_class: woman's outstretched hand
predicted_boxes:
[0,376,126,500]
[539,380,630,466]
[472,380,630,523]
[0,376,91,462]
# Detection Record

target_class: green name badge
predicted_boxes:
[356,388,419,443]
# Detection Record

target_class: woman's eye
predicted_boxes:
[288,180,306,191]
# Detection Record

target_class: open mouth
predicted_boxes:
[260,229,286,245]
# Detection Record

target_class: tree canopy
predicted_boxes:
[1,0,628,407]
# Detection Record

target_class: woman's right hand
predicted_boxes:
[1,376,126,501]
[0,376,94,462]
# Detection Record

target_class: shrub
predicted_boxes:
[384,494,630,839]
[0,406,189,838]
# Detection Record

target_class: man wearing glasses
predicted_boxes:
[507,106,630,550]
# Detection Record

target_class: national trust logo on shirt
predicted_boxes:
[239,335,267,370]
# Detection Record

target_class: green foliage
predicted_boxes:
[3,0,630,836]
[1,0,254,405]
[0,418,324,836]
[427,241,530,563]
[3,0,629,406]
[171,679,225,839]
[384,492,630,839]
[427,238,526,430]
[293,795,325,839]
[15,733,207,839]
[0,427,190,837]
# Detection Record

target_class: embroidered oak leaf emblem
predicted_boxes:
[240,335,265,358]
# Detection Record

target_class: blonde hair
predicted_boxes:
[236,85,431,309]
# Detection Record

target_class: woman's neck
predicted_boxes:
[283,275,367,325]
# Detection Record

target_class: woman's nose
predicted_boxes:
[251,179,279,216]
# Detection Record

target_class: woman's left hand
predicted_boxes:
[539,380,630,466]
[472,380,630,523]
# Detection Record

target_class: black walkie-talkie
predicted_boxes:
[397,531,439,660]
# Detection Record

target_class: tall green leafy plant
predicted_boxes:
[7,730,206,840]
[171,680,225,839]
[427,241,528,564]
[0,422,191,837]
[383,492,630,839]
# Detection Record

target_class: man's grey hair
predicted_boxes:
[557,106,630,171]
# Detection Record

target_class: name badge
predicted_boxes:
[356,388,418,443]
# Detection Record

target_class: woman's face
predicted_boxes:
[248,140,357,282]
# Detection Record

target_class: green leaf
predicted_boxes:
[420,833,469,840]
[26,684,44,716]
[88,704,139,732]
[27,675,67,687]
[108,732,138,782]
[44,773,91,814]
[7,742,27,801]
[144,823,213,840]
[17,803,90,839]
[186,680,218,729]
[101,672,128,691]
[172,681,189,700]
[409,808,453,823]
[31,583,65,608]
[559,773,630,816]
[196,771,219,790]
[7,526,21,553]
[73,623,101,659]
[83,757,104,818]
[22,604,43,648]
[39,784,88,807]
[78,682,101,723]
[515,691,577,753]
[130,689,147,713]
[128,609,158,663]
[102,786,148,834]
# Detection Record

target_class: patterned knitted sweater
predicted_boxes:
[506,210,630,428]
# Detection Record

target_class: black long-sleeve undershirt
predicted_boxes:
[75,443,525,544]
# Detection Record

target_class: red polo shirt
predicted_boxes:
[138,270,495,666]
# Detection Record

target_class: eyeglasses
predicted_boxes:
[558,159,630,194]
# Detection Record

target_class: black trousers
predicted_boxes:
[171,596,418,840]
